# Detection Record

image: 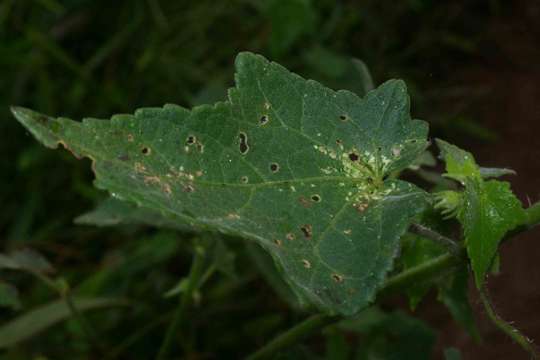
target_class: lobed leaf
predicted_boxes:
[13,52,429,315]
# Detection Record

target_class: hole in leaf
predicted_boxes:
[300,224,312,239]
[302,259,311,269]
[240,176,249,184]
[348,153,359,162]
[238,132,249,154]
[286,233,295,241]
[311,194,321,202]
[186,135,196,145]
[339,115,348,121]
[259,115,269,125]
[141,147,151,155]
[332,274,344,283]
[270,163,279,173]
[336,139,342,145]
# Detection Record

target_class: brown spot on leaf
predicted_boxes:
[183,184,195,193]
[300,224,312,239]
[286,233,295,241]
[302,259,311,269]
[353,202,368,213]
[298,196,312,208]
[332,274,344,283]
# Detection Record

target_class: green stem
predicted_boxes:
[479,286,538,359]
[245,314,340,360]
[156,243,206,360]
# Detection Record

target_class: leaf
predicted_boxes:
[0,282,21,310]
[245,242,303,309]
[75,197,194,231]
[13,52,429,315]
[436,139,480,183]
[341,308,436,360]
[0,248,54,275]
[400,234,445,310]
[479,166,516,179]
[0,297,129,348]
[459,179,526,287]
[438,268,479,341]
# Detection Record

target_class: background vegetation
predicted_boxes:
[2,1,540,359]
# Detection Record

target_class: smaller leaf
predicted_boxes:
[75,197,194,232]
[479,167,516,179]
[433,190,462,219]
[400,234,445,310]
[438,268,480,341]
[0,249,54,275]
[436,139,480,183]
[408,150,437,171]
[459,179,526,287]
[0,282,21,310]
[0,297,129,348]
[340,308,436,360]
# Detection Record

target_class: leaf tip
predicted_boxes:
[11,106,61,148]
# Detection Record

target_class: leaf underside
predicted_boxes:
[13,52,429,315]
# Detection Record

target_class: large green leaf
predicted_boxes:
[13,52,429,315]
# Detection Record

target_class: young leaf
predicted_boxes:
[13,52,429,315]
[435,139,480,183]
[479,167,516,179]
[459,179,525,287]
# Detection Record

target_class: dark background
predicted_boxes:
[1,1,540,359]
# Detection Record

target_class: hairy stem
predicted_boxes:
[479,286,538,359]
[156,243,206,360]
[245,314,340,360]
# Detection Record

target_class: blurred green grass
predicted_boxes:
[0,1,505,358]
